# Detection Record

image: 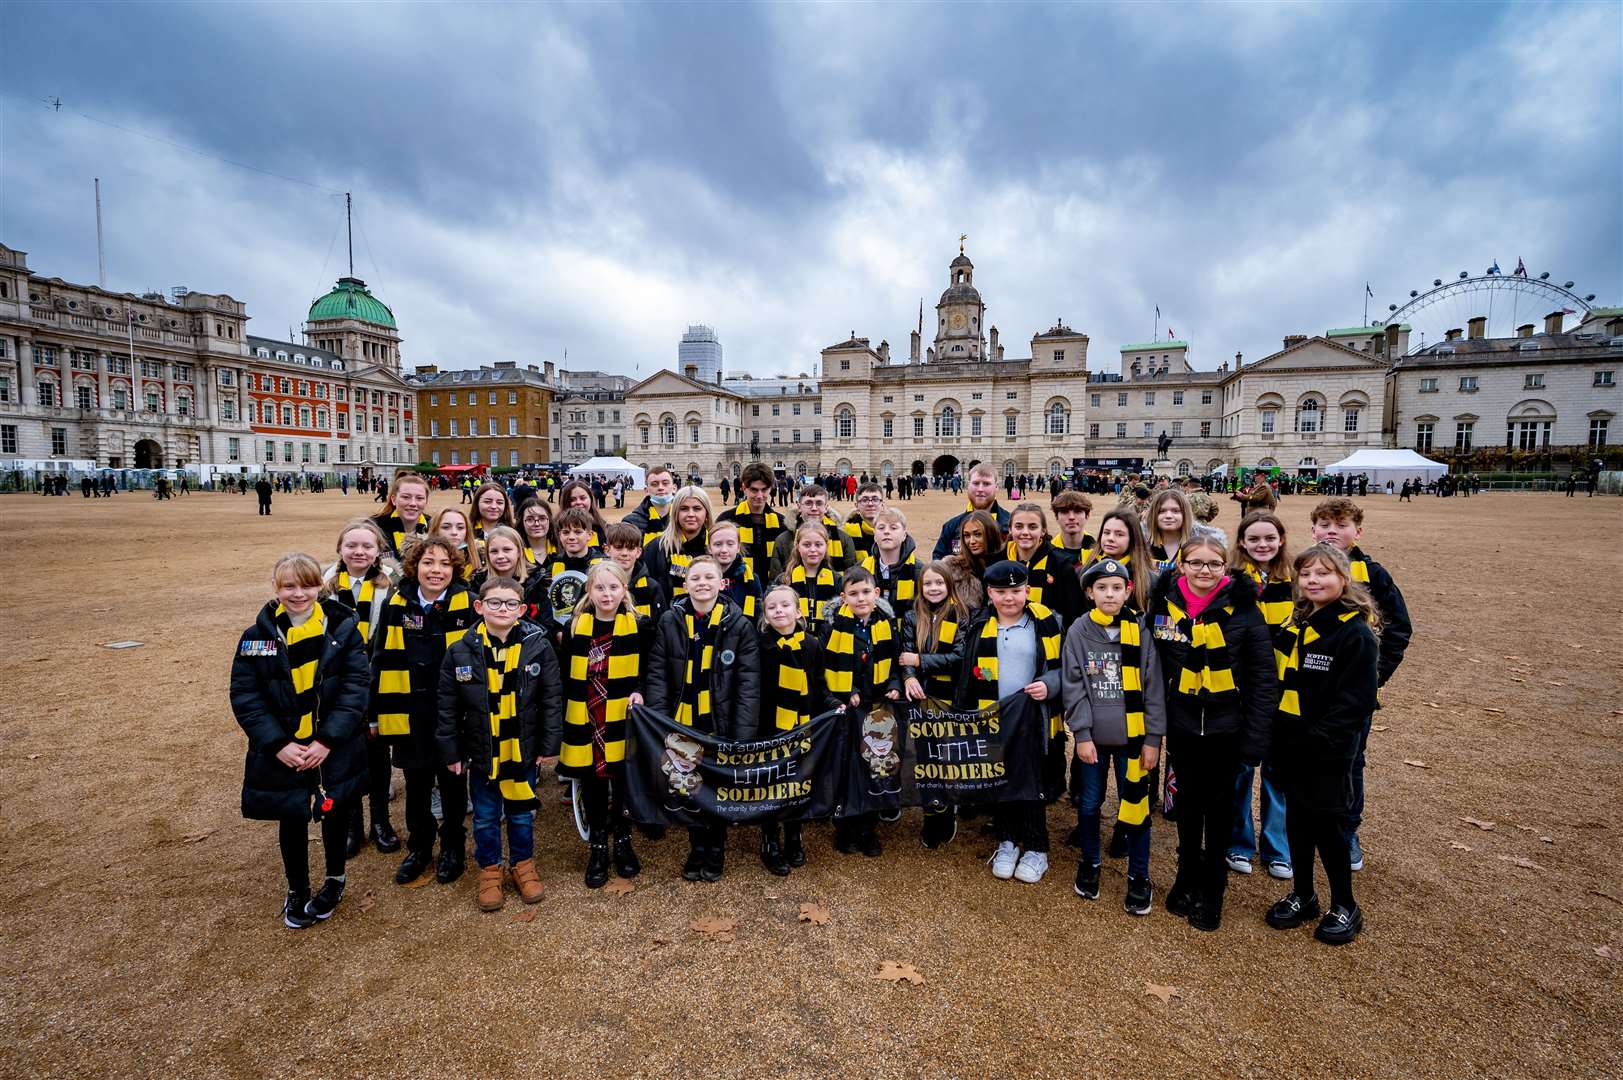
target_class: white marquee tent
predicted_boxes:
[1323,448,1447,487]
[568,456,646,489]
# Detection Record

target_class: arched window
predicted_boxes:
[1047,401,1068,435]
[1296,397,1322,433]
[936,405,957,438]
[1176,459,1193,477]
[836,408,855,439]
[662,417,676,444]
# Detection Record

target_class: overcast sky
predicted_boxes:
[3,1,1618,379]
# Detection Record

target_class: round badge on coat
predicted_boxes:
[720,649,736,665]
[526,662,541,676]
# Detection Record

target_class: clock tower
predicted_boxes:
[933,247,985,361]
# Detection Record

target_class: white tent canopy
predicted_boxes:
[567,456,645,489]
[1323,448,1447,486]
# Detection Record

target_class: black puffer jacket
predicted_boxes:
[229,601,370,820]
[1147,571,1278,764]
[436,623,564,767]
[645,595,761,740]
[1272,605,1378,812]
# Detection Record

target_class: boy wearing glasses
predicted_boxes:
[438,577,562,912]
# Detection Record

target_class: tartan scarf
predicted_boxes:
[479,624,536,811]
[561,610,641,777]
[1090,607,1149,828]
[968,603,1063,734]
[727,502,782,577]
[1007,539,1060,608]
[765,628,814,731]
[676,601,726,729]
[842,514,876,559]
[718,557,759,619]
[1157,586,1241,703]
[1347,545,1372,585]
[825,604,895,698]
[373,582,474,736]
[1276,605,1363,720]
[273,601,327,741]
[333,568,379,644]
[1240,563,1293,629]
[377,511,426,557]
[861,548,917,618]
[789,563,839,628]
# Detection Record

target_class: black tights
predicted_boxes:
[278,815,347,894]
[579,775,631,840]
[1168,731,1240,903]
[1288,805,1355,911]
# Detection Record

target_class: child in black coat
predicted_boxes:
[230,553,370,928]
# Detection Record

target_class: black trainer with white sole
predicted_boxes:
[305,877,346,921]
[1124,876,1153,915]
[1074,862,1100,900]
[283,889,315,929]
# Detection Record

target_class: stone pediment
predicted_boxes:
[1244,337,1388,374]
[625,369,734,400]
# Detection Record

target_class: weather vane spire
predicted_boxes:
[959,233,967,254]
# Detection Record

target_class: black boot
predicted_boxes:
[370,818,401,853]
[612,834,641,878]
[783,823,806,867]
[346,807,366,859]
[584,834,611,889]
[1165,871,1195,918]
[833,819,858,855]
[682,840,705,882]
[759,826,791,876]
[701,836,725,882]
[435,847,465,884]
[395,849,431,885]
[1189,883,1224,932]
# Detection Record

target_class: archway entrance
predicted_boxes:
[910,460,926,476]
[134,439,162,469]
[931,454,959,477]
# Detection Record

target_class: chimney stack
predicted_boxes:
[414,364,438,375]
[989,326,1000,355]
[714,370,722,385]
[1516,324,1535,338]
[1384,324,1401,354]
[1444,328,1463,342]
[910,329,921,363]
[1544,310,1564,335]
[685,364,698,380]
[544,360,555,380]
[1283,334,1307,349]
[1467,316,1487,340]
[878,340,890,362]
[1234,350,1243,370]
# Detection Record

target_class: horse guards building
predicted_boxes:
[1,239,1615,486]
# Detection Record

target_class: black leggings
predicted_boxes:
[1288,804,1355,911]
[1168,731,1240,902]
[578,775,631,840]
[278,815,346,894]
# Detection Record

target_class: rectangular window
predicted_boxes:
[1173,391,1184,405]
[39,381,56,407]
[971,414,983,436]
[1200,420,1211,437]
[264,440,275,461]
[1201,390,1213,405]
[0,425,15,454]
[319,444,328,463]
[1459,376,1479,391]
[451,450,460,465]
[228,438,240,461]
[1115,422,1126,439]
[882,418,894,438]
[449,419,458,436]
[792,403,801,415]
[772,430,781,443]
[488,391,497,405]
[338,413,348,432]
[510,450,520,467]
[1090,393,1101,408]
[339,444,349,462]
[814,402,822,414]
[449,392,457,405]
[751,405,759,417]
[431,451,441,466]
[1088,423,1100,439]
[1005,414,1017,436]
[1419,377,1438,392]
[76,384,93,409]
[1454,422,1474,451]
[508,418,517,436]
[430,394,439,406]
[0,376,10,403]
[1596,371,1615,386]
[1524,373,1544,389]
[1171,421,1183,437]
[1006,392,1018,400]
[282,441,294,463]
[177,396,191,417]
[373,415,382,433]
[1591,418,1610,447]
[1344,408,1361,432]
[792,429,801,443]
[107,357,129,376]
[301,442,311,463]
[429,420,439,437]
[472,450,480,464]
[372,391,382,405]
[1261,411,1276,434]
[50,427,66,455]
[1116,392,1127,407]
[508,391,517,404]
[1508,420,1551,450]
[222,400,236,421]
[1416,422,1434,453]
[1145,392,1155,406]
[913,417,925,439]
[487,418,496,436]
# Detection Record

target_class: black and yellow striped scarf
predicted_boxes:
[627,569,658,619]
[549,550,603,580]
[1347,545,1372,585]
[1240,563,1293,629]
[817,514,846,560]
[1007,539,1060,607]
[842,515,876,560]
[728,502,782,576]
[914,613,960,698]
[479,624,536,810]
[766,629,813,731]
[968,603,1064,734]
[1158,590,1240,702]
[1276,607,1363,719]
[561,610,641,774]
[825,604,894,698]
[1058,534,1096,557]
[333,569,379,644]
[640,503,667,547]
[373,584,474,736]
[861,549,917,616]
[675,602,727,729]
[718,558,759,619]
[789,563,838,628]
[378,512,426,557]
[1090,608,1150,827]
[274,602,327,741]
[664,532,709,598]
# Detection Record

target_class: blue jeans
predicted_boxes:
[1076,747,1151,879]
[1344,715,1373,843]
[1229,759,1290,865]
[469,767,536,868]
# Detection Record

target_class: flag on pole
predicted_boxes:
[1155,304,1160,318]
[1514,257,1527,277]
[1365,282,1374,298]
[1487,260,1501,275]
[1560,307,1577,315]
[1167,327,1175,339]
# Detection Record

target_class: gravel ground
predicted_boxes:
[1,486,1619,1079]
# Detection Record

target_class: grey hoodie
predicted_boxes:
[1062,612,1167,749]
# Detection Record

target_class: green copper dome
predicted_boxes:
[308,276,396,329]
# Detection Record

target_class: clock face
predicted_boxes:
[950,312,967,331]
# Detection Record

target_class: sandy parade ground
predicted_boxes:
[2,485,1621,1079]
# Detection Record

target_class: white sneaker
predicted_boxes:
[1014,851,1050,884]
[1266,860,1294,880]
[990,841,1020,880]
[1226,853,1253,875]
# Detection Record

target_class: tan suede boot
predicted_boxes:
[477,865,505,912]
[511,858,545,904]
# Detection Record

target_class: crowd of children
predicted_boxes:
[231,460,1409,947]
